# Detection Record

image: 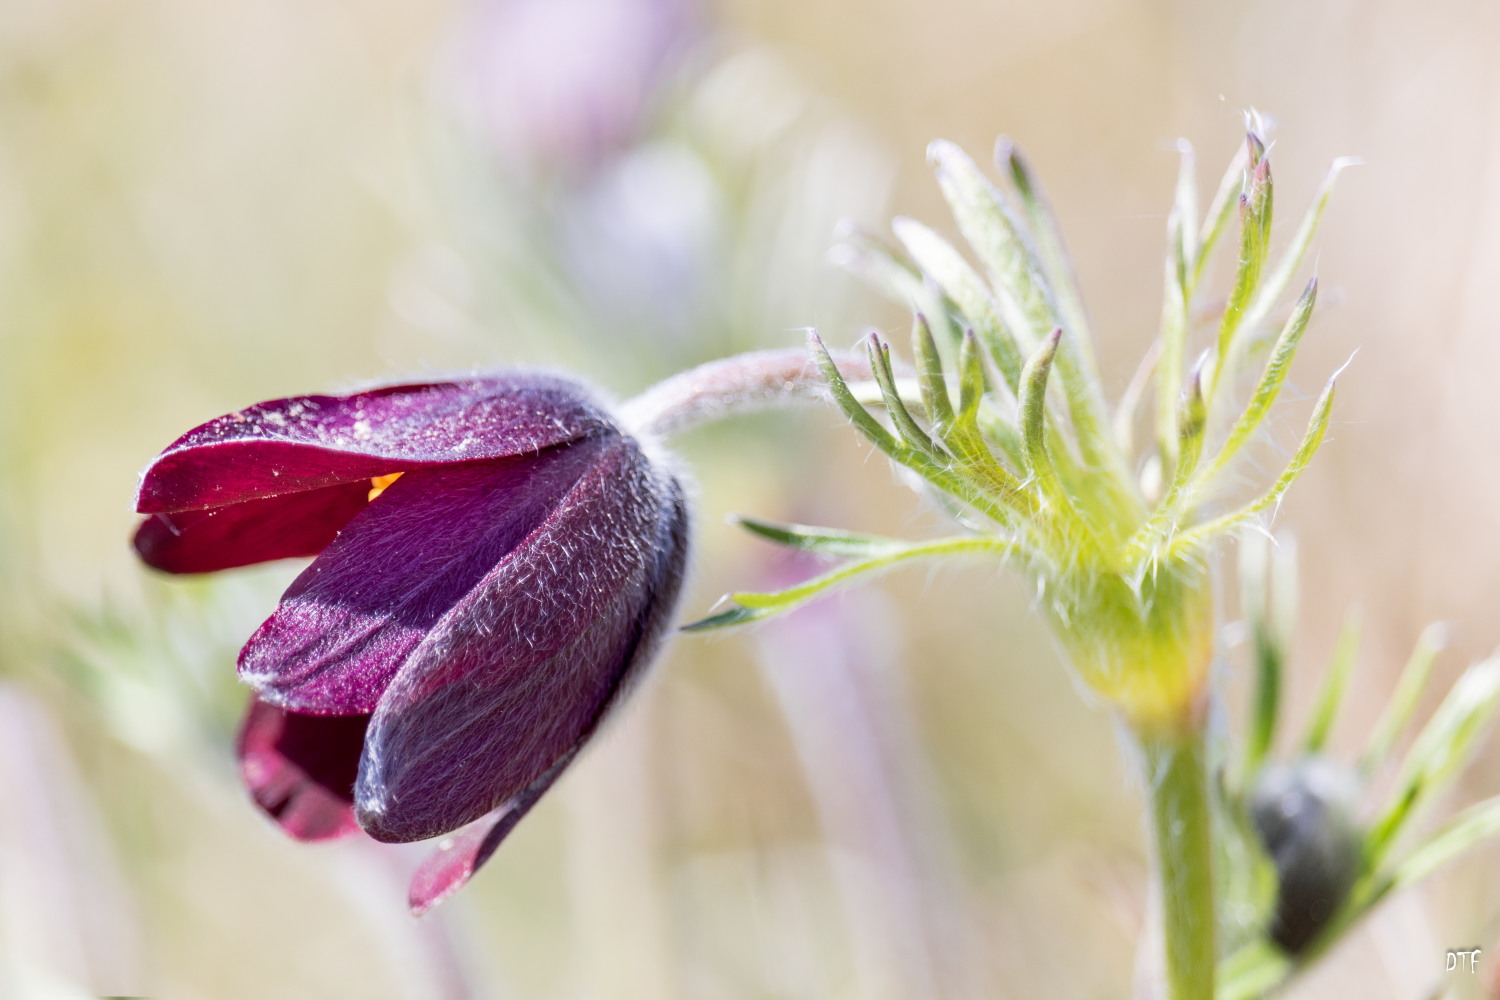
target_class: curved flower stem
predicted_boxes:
[1142,732,1216,1000]
[620,348,870,438]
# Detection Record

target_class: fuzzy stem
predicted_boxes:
[620,348,870,438]
[1142,733,1216,1000]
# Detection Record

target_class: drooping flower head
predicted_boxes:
[134,374,689,911]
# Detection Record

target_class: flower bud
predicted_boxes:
[1250,756,1363,954]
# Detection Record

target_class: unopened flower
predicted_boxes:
[1220,541,1500,983]
[134,374,689,911]
[1249,757,1362,954]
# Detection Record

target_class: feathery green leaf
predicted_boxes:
[912,314,956,435]
[1240,158,1359,338]
[681,534,1017,631]
[1302,614,1361,754]
[1170,370,1338,555]
[1199,278,1319,488]
[1211,137,1274,398]
[892,216,1026,390]
[1367,657,1500,865]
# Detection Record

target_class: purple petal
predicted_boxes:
[236,697,368,842]
[355,438,689,843]
[406,749,575,915]
[137,375,613,514]
[239,441,609,715]
[133,481,371,574]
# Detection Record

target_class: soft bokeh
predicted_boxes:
[3,0,1499,997]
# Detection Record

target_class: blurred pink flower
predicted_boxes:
[445,0,701,176]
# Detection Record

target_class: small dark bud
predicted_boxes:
[1250,756,1363,954]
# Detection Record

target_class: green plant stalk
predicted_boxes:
[1144,732,1217,1000]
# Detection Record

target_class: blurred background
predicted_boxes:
[3,0,1500,997]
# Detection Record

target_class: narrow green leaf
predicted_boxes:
[1131,364,1208,558]
[927,140,1051,343]
[1217,941,1292,1000]
[733,516,911,559]
[928,140,1119,492]
[983,141,1130,500]
[1170,371,1339,556]
[892,216,1026,390]
[1240,533,1283,776]
[681,605,771,631]
[1367,657,1500,865]
[917,319,1030,502]
[680,534,1017,631]
[1197,278,1319,488]
[1360,624,1446,776]
[955,328,986,429]
[1018,328,1063,480]
[1240,158,1360,338]
[868,336,942,458]
[1016,328,1099,545]
[1302,614,1361,754]
[813,333,1029,527]
[1251,134,1274,247]
[912,314,956,434]
[848,375,924,415]
[1176,365,1208,476]
[809,331,899,453]
[1211,139,1274,398]
[1000,138,1095,349]
[953,331,1025,474]
[1385,793,1500,894]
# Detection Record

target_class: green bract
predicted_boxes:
[694,127,1351,736]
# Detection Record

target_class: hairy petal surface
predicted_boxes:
[236,698,369,842]
[355,440,690,843]
[406,749,577,915]
[239,441,609,715]
[137,375,614,513]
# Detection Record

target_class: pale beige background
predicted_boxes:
[2,0,1498,997]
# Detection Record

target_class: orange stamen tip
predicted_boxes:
[368,472,404,502]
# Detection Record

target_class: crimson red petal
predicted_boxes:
[137,375,613,514]
[236,698,367,842]
[406,750,575,915]
[133,481,371,574]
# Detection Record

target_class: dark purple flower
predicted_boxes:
[134,374,689,911]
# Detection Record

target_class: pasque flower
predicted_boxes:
[133,373,689,911]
